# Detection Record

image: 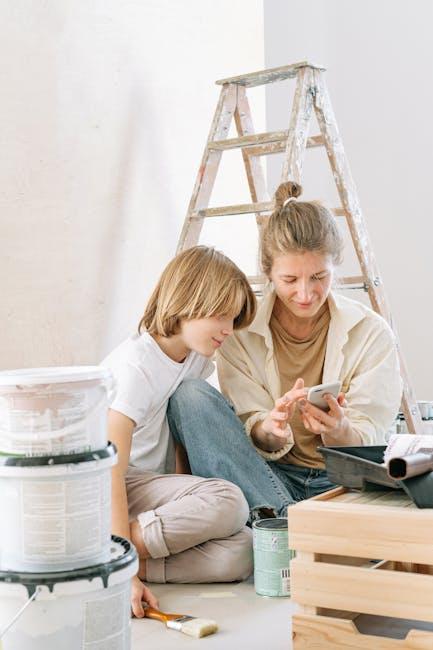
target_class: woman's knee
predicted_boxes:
[169,378,214,410]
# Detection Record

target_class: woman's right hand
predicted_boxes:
[256,378,307,449]
[131,575,159,618]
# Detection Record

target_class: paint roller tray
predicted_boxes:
[318,445,433,508]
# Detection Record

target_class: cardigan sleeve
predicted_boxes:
[343,322,402,444]
[217,333,293,461]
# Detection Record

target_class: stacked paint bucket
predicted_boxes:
[0,367,138,649]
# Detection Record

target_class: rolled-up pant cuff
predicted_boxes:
[137,510,170,558]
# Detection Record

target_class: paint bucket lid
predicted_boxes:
[0,536,137,596]
[0,366,111,387]
[253,517,288,531]
[0,443,117,477]
[0,442,116,467]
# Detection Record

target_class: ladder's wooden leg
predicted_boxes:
[281,66,315,184]
[177,83,237,252]
[312,69,423,434]
[312,70,387,319]
[234,86,269,213]
[234,86,269,280]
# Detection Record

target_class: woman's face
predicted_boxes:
[269,251,334,319]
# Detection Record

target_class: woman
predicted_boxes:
[168,182,402,518]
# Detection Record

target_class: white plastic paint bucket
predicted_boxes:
[0,444,117,572]
[0,536,137,650]
[0,366,113,456]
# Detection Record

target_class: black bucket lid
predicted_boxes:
[0,442,117,468]
[0,536,137,597]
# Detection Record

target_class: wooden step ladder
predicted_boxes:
[177,60,422,434]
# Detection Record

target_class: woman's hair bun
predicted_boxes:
[274,181,303,209]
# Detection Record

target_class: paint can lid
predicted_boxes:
[0,536,137,595]
[0,442,116,468]
[253,517,288,531]
[0,366,112,387]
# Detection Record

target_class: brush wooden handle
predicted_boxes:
[142,606,185,623]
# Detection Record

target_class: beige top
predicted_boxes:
[270,305,330,468]
[217,289,402,462]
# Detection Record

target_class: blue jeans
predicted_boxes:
[167,379,335,519]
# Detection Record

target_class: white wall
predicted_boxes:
[264,0,433,398]
[1,0,265,368]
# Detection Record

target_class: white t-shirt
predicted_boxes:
[102,332,213,474]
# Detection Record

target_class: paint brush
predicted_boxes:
[142,605,218,638]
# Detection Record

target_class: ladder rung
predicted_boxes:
[337,275,368,291]
[247,275,266,285]
[209,132,324,154]
[216,61,326,88]
[193,202,273,219]
[193,203,346,220]
[209,130,288,151]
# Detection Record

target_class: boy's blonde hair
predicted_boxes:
[139,246,256,336]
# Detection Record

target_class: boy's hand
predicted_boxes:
[131,575,158,618]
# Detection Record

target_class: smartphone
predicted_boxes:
[307,381,342,411]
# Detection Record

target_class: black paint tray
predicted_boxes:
[318,445,433,509]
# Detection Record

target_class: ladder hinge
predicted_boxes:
[363,276,381,291]
[309,85,318,98]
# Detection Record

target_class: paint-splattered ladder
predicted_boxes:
[176,61,421,434]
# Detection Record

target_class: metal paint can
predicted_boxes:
[252,518,295,597]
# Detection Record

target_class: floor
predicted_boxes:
[131,577,295,649]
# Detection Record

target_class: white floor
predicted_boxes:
[131,577,295,649]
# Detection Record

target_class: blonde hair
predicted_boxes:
[261,181,343,276]
[139,246,256,336]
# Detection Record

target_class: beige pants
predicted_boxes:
[126,468,253,584]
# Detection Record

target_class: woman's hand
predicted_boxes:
[131,575,159,618]
[300,392,361,446]
[252,378,307,451]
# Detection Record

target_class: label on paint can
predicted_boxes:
[21,473,110,560]
[252,518,295,597]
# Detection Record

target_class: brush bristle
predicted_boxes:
[181,618,218,638]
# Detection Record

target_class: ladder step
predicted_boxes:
[193,202,273,219]
[247,275,266,285]
[216,61,325,88]
[208,132,324,153]
[338,275,368,291]
[193,203,346,220]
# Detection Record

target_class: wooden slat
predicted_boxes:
[338,275,365,285]
[208,130,287,151]
[208,132,324,152]
[293,613,433,649]
[192,201,273,219]
[234,86,269,227]
[216,61,325,87]
[291,559,433,623]
[288,498,433,564]
[282,66,315,183]
[192,202,344,220]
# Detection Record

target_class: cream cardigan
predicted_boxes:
[217,290,402,461]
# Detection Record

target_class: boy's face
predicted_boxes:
[180,314,235,357]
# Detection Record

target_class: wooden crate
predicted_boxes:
[289,487,433,649]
